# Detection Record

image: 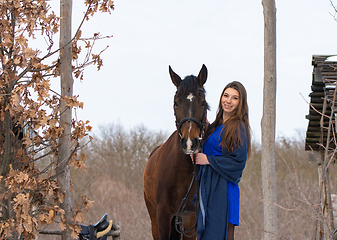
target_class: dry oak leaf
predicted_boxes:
[72,210,85,223]
[0,219,14,238]
[15,172,29,184]
[22,215,33,233]
[10,92,21,107]
[59,221,66,231]
[48,118,58,127]
[23,133,32,147]
[41,209,55,224]
[69,224,82,239]
[39,214,48,226]
[16,34,28,47]
[82,199,94,211]
[13,193,30,216]
[23,48,36,59]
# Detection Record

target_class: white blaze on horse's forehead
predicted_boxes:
[187,93,194,102]
[185,93,194,152]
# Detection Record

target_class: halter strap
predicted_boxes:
[174,102,207,140]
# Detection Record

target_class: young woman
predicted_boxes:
[192,81,251,240]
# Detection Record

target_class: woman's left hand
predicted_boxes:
[190,153,210,165]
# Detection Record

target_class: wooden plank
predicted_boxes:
[306,131,328,138]
[305,140,321,151]
[309,103,324,109]
[305,137,321,142]
[306,115,321,120]
[312,80,325,86]
[312,56,330,66]
[309,92,324,97]
[310,97,324,103]
[325,89,336,94]
[309,108,330,115]
[314,68,323,83]
[320,72,337,76]
[311,85,324,92]
[305,137,329,143]
[322,77,337,82]
[306,126,324,132]
[305,144,319,151]
[308,121,329,127]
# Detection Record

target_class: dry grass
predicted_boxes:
[38,125,337,239]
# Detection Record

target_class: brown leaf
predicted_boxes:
[59,222,66,231]
[23,48,36,59]
[22,215,32,233]
[16,34,28,47]
[72,210,84,223]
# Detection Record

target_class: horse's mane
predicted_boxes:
[178,75,204,96]
[178,75,210,111]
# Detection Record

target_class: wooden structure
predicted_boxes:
[306,55,337,152]
[305,55,337,239]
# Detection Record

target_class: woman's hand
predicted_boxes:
[190,153,210,165]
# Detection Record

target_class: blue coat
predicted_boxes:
[197,124,248,240]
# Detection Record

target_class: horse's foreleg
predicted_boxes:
[144,193,160,240]
[180,211,197,240]
[151,216,160,240]
[157,207,175,240]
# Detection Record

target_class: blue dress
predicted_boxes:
[197,123,247,240]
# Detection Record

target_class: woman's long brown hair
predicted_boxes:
[203,81,251,158]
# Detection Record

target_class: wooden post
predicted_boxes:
[317,95,335,239]
[318,163,334,240]
[58,0,73,239]
[261,0,278,239]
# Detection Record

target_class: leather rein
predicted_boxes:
[174,153,200,237]
[173,90,207,237]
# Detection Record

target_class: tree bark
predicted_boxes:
[261,0,278,239]
[58,0,73,239]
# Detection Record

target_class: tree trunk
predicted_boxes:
[261,0,278,239]
[58,0,73,239]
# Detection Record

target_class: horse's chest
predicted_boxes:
[156,171,195,205]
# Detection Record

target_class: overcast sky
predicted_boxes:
[47,0,337,142]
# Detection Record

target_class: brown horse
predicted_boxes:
[143,65,208,240]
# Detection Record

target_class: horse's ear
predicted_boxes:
[169,65,182,88]
[197,64,207,86]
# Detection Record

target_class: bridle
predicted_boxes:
[174,88,208,141]
[173,88,207,237]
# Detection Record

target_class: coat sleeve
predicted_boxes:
[206,127,248,183]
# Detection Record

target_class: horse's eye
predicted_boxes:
[201,101,206,107]
[174,102,178,108]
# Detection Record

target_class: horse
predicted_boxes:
[143,64,209,240]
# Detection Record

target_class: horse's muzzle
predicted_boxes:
[180,137,200,154]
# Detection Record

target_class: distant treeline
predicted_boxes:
[64,124,335,239]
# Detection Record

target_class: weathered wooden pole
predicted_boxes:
[261,0,278,239]
[318,85,336,239]
[58,0,73,239]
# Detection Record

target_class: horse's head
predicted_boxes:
[169,64,209,154]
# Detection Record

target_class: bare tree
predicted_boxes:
[261,0,278,239]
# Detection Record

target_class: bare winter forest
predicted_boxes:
[39,123,334,240]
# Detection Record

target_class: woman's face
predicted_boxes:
[221,87,240,115]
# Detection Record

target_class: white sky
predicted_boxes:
[46,0,337,142]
